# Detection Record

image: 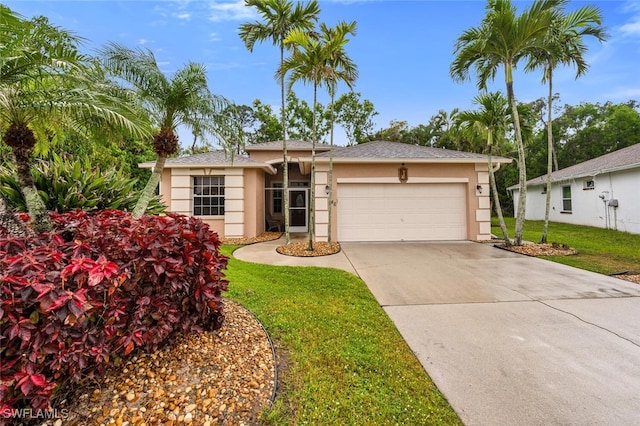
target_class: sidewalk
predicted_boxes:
[232,237,358,275]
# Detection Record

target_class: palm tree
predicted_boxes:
[239,0,320,244]
[526,4,607,243]
[1,8,146,233]
[318,21,358,245]
[451,0,561,245]
[100,42,226,219]
[280,21,357,250]
[458,92,512,244]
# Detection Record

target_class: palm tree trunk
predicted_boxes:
[0,195,33,238]
[280,44,291,245]
[13,150,51,233]
[327,91,335,244]
[132,156,166,219]
[487,135,510,245]
[505,63,527,246]
[541,66,554,243]
[307,83,317,251]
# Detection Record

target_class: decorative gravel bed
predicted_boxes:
[44,301,275,426]
[276,241,341,257]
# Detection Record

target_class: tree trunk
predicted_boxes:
[541,66,554,243]
[280,44,291,245]
[487,135,511,245]
[0,195,33,238]
[307,83,317,251]
[327,91,335,244]
[132,155,166,219]
[505,63,527,246]
[13,149,51,232]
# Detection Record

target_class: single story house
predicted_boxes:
[142,140,511,242]
[509,143,640,234]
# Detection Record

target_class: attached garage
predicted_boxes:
[337,182,468,242]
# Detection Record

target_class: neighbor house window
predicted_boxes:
[272,183,283,214]
[193,176,224,216]
[562,185,572,212]
[583,180,595,190]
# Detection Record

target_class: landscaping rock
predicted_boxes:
[45,301,275,425]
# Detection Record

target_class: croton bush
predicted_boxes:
[0,210,228,414]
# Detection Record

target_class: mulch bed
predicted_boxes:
[276,241,341,257]
[221,232,282,245]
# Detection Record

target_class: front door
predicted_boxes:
[289,188,308,233]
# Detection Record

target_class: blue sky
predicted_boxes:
[5,0,640,146]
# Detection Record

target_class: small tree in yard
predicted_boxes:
[100,42,227,219]
[1,6,146,233]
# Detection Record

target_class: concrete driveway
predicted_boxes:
[340,241,640,426]
[235,239,640,425]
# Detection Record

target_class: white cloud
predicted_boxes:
[208,1,257,22]
[620,0,640,37]
[138,38,149,45]
[175,12,192,21]
[209,32,222,42]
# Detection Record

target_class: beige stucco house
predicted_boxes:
[142,140,511,242]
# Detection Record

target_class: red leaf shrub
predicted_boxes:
[0,210,228,416]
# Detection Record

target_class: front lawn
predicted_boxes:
[221,245,462,426]
[492,218,640,275]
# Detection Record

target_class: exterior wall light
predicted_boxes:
[398,163,408,183]
[476,184,483,194]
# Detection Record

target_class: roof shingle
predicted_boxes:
[316,140,501,160]
[526,143,640,185]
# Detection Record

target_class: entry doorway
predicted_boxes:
[289,188,308,233]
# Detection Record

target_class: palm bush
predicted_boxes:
[0,154,166,214]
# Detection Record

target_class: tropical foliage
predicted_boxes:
[281,20,357,249]
[0,6,148,233]
[100,42,227,219]
[0,210,228,413]
[0,154,166,214]
[240,0,321,244]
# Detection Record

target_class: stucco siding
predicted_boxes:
[516,169,640,234]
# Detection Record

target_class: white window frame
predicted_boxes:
[271,182,283,215]
[562,185,572,213]
[193,176,225,216]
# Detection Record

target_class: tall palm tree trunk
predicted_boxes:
[505,63,527,246]
[541,65,554,243]
[487,134,511,244]
[307,83,318,251]
[327,91,335,244]
[132,156,166,219]
[280,45,291,245]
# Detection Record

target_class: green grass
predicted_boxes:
[492,218,640,274]
[220,245,462,426]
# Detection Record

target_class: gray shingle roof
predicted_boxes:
[246,139,331,151]
[526,143,640,185]
[315,140,505,161]
[164,151,261,165]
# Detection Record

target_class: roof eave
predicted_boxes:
[138,162,277,175]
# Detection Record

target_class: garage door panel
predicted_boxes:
[337,183,467,242]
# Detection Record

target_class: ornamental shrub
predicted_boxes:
[0,154,166,214]
[0,210,228,415]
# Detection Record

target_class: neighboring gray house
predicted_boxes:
[510,144,640,234]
